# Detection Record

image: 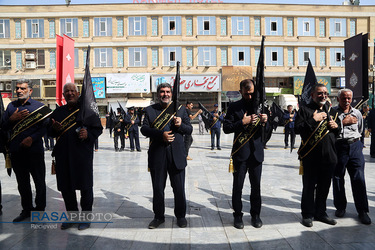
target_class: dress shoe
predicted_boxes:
[314,215,337,225]
[358,212,371,225]
[78,223,91,230]
[186,156,192,160]
[177,218,187,228]
[115,148,119,152]
[119,148,124,152]
[211,147,214,150]
[13,212,30,222]
[335,209,346,218]
[251,215,263,228]
[233,216,244,229]
[61,222,75,230]
[148,218,165,229]
[217,147,221,150]
[302,217,313,227]
[284,146,288,149]
[137,149,142,152]
[131,149,135,152]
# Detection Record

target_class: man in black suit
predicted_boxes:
[125,106,141,152]
[223,79,268,229]
[141,83,192,229]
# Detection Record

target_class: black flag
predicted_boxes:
[117,101,126,119]
[173,61,181,113]
[254,35,266,115]
[0,93,11,176]
[270,102,284,131]
[76,45,102,129]
[344,33,369,108]
[299,59,317,107]
[198,102,214,132]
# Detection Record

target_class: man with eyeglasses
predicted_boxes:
[295,84,340,227]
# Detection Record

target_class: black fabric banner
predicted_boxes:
[198,102,213,132]
[299,59,317,107]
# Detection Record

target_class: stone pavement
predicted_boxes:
[0,125,374,249]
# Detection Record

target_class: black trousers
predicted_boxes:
[210,127,221,149]
[150,146,186,220]
[333,140,368,213]
[60,187,93,212]
[129,129,140,151]
[284,127,296,148]
[11,150,46,212]
[301,160,334,218]
[232,156,262,218]
[184,134,193,156]
[114,132,125,149]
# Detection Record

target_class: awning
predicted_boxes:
[126,98,152,108]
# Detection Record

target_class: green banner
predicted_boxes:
[294,76,331,95]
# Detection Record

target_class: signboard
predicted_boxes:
[222,66,252,91]
[151,74,221,92]
[92,77,105,99]
[293,76,331,95]
[106,73,150,93]
[1,92,12,98]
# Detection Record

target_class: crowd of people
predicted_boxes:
[0,78,372,232]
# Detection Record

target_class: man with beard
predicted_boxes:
[1,79,51,222]
[223,79,268,229]
[333,89,371,225]
[125,106,141,152]
[141,83,192,229]
[49,83,102,230]
[295,84,340,227]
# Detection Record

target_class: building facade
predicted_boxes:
[0,3,374,114]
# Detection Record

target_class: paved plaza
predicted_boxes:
[0,125,374,249]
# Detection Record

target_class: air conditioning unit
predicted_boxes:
[5,83,12,91]
[50,81,56,85]
[25,53,35,60]
[25,61,36,69]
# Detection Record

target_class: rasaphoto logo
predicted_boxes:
[30,211,113,223]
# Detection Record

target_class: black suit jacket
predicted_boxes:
[223,99,264,163]
[141,103,192,170]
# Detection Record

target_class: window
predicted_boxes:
[37,49,45,68]
[26,19,44,38]
[304,52,310,62]
[117,17,124,37]
[163,47,181,66]
[94,48,113,67]
[265,17,282,36]
[152,47,158,67]
[117,48,124,67]
[162,16,181,35]
[336,52,342,62]
[0,50,11,68]
[94,17,112,37]
[272,52,277,62]
[197,16,216,35]
[335,22,341,33]
[304,22,310,32]
[129,17,147,36]
[232,47,250,66]
[83,18,89,37]
[198,47,216,66]
[271,22,277,31]
[74,48,79,68]
[60,18,78,37]
[0,19,10,38]
[231,17,249,36]
[152,17,158,36]
[187,47,193,66]
[129,47,147,67]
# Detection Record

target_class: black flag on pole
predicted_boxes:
[117,101,127,119]
[344,33,369,108]
[299,59,317,107]
[172,61,181,114]
[270,102,284,131]
[76,45,102,129]
[254,35,266,115]
[198,102,214,132]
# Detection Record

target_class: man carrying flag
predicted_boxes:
[141,81,192,229]
[48,46,102,230]
[1,79,52,222]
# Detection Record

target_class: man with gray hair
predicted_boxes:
[1,79,51,222]
[333,88,371,225]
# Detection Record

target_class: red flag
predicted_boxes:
[61,35,75,105]
[56,35,63,106]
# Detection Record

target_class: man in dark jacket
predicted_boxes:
[141,83,192,229]
[125,106,141,152]
[49,83,102,230]
[223,79,268,229]
[209,104,224,150]
[113,108,125,152]
[283,105,296,149]
[295,84,340,227]
[1,79,50,222]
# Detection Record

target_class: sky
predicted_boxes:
[0,0,373,5]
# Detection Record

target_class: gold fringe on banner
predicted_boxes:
[229,157,234,173]
[5,153,11,169]
[299,160,303,175]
